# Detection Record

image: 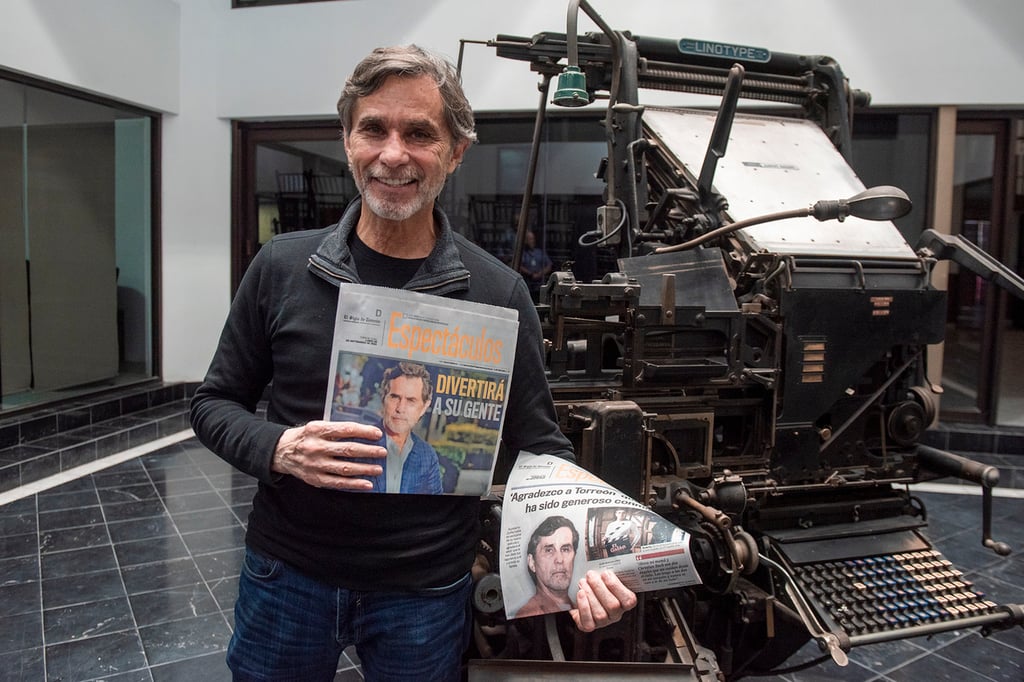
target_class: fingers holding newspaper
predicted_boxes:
[502,453,703,628]
[271,420,386,490]
[571,570,638,632]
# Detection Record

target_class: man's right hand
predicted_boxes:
[271,420,386,490]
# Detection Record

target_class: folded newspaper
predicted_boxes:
[501,452,703,619]
[323,283,518,496]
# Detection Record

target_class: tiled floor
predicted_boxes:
[0,437,1021,681]
[0,436,363,681]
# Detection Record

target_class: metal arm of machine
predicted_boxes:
[758,554,851,667]
[915,445,1012,556]
[696,64,744,216]
[654,186,913,254]
[916,229,1024,300]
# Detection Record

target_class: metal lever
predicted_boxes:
[759,554,850,666]
[696,63,744,211]
[916,445,1013,556]
[917,229,1024,300]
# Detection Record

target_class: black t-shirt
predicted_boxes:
[349,232,425,288]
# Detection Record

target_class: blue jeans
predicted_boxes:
[228,548,472,681]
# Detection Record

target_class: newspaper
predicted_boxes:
[323,283,518,496]
[501,452,703,619]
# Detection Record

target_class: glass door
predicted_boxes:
[0,76,157,412]
[940,120,1010,423]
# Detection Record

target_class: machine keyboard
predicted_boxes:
[791,550,1000,636]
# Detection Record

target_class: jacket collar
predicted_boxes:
[308,197,471,296]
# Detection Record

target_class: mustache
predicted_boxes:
[366,165,420,183]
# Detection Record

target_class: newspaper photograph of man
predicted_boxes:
[328,360,441,493]
[513,515,580,618]
[328,350,509,494]
[375,361,442,493]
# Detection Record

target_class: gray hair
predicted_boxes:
[337,45,477,146]
[380,362,434,404]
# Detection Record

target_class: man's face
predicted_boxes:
[382,375,430,438]
[528,526,576,593]
[344,74,468,223]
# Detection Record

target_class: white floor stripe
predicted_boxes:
[0,429,196,507]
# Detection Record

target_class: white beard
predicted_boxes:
[353,165,447,222]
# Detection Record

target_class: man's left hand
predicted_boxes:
[570,570,637,632]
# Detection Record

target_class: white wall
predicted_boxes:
[3,0,1024,383]
[0,0,180,113]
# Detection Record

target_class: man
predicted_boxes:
[515,516,580,618]
[518,229,552,301]
[190,45,635,681]
[370,361,442,494]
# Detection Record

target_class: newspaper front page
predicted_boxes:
[501,452,702,619]
[324,283,518,496]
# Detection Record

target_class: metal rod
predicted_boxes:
[511,73,554,275]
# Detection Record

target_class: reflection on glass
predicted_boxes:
[245,116,611,289]
[942,134,996,419]
[0,79,155,412]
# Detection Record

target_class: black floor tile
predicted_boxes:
[168,507,244,534]
[883,649,1000,681]
[0,611,42,655]
[41,544,119,579]
[114,534,191,568]
[59,440,99,470]
[93,467,154,490]
[102,497,171,523]
[0,444,49,467]
[207,577,239,613]
[160,490,228,515]
[44,629,148,681]
[106,514,178,544]
[0,646,45,681]
[98,483,162,505]
[38,505,105,533]
[0,531,39,558]
[121,557,204,595]
[151,475,216,497]
[0,580,41,617]
[39,520,112,552]
[43,595,136,645]
[0,464,23,493]
[42,568,127,611]
[37,486,101,513]
[180,524,246,556]
[0,509,38,537]
[21,450,62,481]
[192,547,244,583]
[150,651,231,682]
[138,613,232,667]
[930,631,1024,681]
[128,582,220,628]
[0,554,40,583]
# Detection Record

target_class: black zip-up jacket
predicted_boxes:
[190,199,573,590]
